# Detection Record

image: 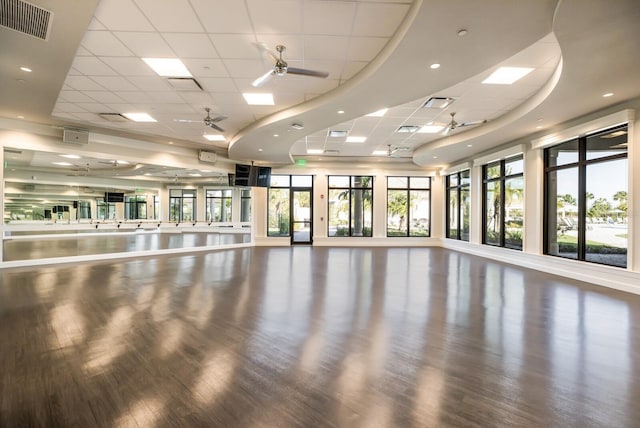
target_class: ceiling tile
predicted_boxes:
[255,36,303,60]
[352,3,410,37]
[83,91,127,104]
[190,0,253,33]
[113,91,153,103]
[222,59,265,79]
[71,57,119,76]
[64,76,107,91]
[94,0,154,31]
[53,102,86,113]
[114,32,175,57]
[75,46,93,56]
[198,78,237,92]
[164,34,218,58]
[134,0,204,32]
[209,34,261,59]
[178,92,215,106]
[303,1,356,36]
[341,61,367,81]
[304,36,349,60]
[90,76,138,91]
[247,0,302,34]
[147,92,186,103]
[182,59,229,77]
[81,31,134,56]
[101,57,156,76]
[58,91,96,103]
[347,37,389,62]
[75,103,111,113]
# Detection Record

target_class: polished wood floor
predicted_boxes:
[1,246,639,427]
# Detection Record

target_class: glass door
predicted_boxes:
[292,190,312,244]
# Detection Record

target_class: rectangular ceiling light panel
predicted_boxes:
[123,112,157,122]
[346,136,367,143]
[482,67,534,85]
[142,58,192,77]
[243,93,274,105]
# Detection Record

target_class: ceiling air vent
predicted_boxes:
[167,77,203,91]
[99,113,130,122]
[0,0,54,41]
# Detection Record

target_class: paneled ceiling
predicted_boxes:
[1,0,640,171]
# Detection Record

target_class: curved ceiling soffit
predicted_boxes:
[228,0,559,165]
[413,39,564,166]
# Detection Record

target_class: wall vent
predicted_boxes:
[0,0,54,41]
[62,128,89,144]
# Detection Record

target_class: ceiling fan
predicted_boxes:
[442,112,487,136]
[174,108,227,132]
[252,44,329,87]
[387,144,411,157]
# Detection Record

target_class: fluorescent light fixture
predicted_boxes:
[189,173,202,177]
[123,112,157,122]
[142,58,192,77]
[603,92,614,98]
[243,93,274,105]
[52,162,72,166]
[397,125,420,133]
[430,63,441,69]
[482,66,534,84]
[346,136,366,143]
[328,130,347,138]
[418,125,445,133]
[203,134,225,141]
[116,160,129,165]
[306,149,324,154]
[20,66,32,72]
[366,108,388,117]
[372,150,387,156]
[60,154,81,159]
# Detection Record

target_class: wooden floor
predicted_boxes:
[1,246,639,427]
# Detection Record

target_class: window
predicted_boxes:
[387,176,431,237]
[482,156,524,249]
[267,175,313,238]
[446,170,470,241]
[97,201,116,220]
[125,195,147,220]
[169,189,196,222]
[268,175,291,237]
[328,175,373,237]
[206,189,232,222]
[240,189,251,222]
[544,124,628,268]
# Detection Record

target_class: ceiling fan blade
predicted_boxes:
[287,67,329,78]
[252,70,275,87]
[208,123,225,133]
[209,115,228,123]
[174,119,201,123]
[459,119,487,127]
[255,42,279,62]
[441,126,451,136]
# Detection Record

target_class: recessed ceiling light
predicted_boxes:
[457,29,468,37]
[144,173,152,176]
[337,110,345,114]
[123,112,157,122]
[467,144,473,147]
[328,130,348,138]
[433,156,438,159]
[142,58,192,77]
[52,162,72,166]
[430,63,441,69]
[366,108,388,117]
[397,125,420,133]
[243,93,274,105]
[291,123,304,130]
[536,125,543,129]
[168,141,174,144]
[60,154,81,159]
[307,149,324,154]
[20,66,32,73]
[603,92,614,98]
[346,136,366,143]
[273,134,279,137]
[482,67,534,85]
[16,115,24,119]
[203,134,225,141]
[189,173,202,177]
[372,150,387,156]
[418,125,445,134]
[258,148,263,152]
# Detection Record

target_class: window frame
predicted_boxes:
[328,175,373,237]
[445,170,470,241]
[386,176,431,237]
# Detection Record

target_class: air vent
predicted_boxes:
[0,0,54,41]
[99,113,130,122]
[324,149,340,154]
[328,130,347,138]
[423,97,455,109]
[396,125,420,133]
[62,128,89,144]
[167,77,203,91]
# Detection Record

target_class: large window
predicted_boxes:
[544,124,628,268]
[387,176,431,237]
[169,189,196,222]
[483,156,524,249]
[125,195,147,220]
[268,175,291,237]
[267,175,313,239]
[206,189,232,222]
[328,176,373,237]
[446,170,470,241]
[240,189,251,222]
[97,200,116,220]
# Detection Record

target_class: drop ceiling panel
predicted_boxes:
[181,59,229,77]
[101,57,156,76]
[81,31,134,56]
[64,76,107,91]
[126,75,172,91]
[247,0,303,34]
[75,102,110,113]
[71,57,118,76]
[90,76,138,91]
[58,90,96,103]
[198,77,236,92]
[222,59,265,78]
[209,34,260,59]
[134,0,204,32]
[84,91,126,104]
[303,1,357,36]
[256,36,303,59]
[190,0,253,34]
[341,61,367,80]
[347,37,389,62]
[164,33,218,58]
[113,91,153,103]
[93,0,154,31]
[351,3,410,37]
[178,92,215,105]
[113,32,175,57]
[304,36,349,60]
[147,92,185,103]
